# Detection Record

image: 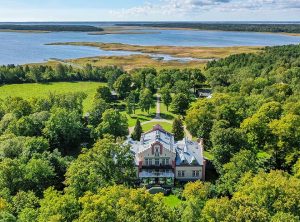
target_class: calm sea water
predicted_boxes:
[0,26,300,65]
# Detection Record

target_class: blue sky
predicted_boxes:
[0,0,300,22]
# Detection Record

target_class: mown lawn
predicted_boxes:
[124,102,177,127]
[123,105,157,127]
[163,195,182,208]
[0,82,106,112]
[142,121,173,132]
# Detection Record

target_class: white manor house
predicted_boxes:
[126,124,206,187]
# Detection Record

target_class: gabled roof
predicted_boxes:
[126,124,204,166]
[140,124,175,153]
[175,138,203,166]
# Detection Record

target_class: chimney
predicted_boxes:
[197,138,206,181]
[197,138,204,150]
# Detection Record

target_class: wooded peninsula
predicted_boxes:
[118,22,300,34]
[0,25,104,32]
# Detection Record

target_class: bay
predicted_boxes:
[0,26,300,65]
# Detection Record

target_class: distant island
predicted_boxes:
[0,24,104,32]
[117,22,300,34]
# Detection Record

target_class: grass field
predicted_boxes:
[163,195,182,208]
[0,82,106,112]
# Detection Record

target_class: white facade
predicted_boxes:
[127,124,205,186]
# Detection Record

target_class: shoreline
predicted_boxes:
[0,25,299,37]
[118,25,300,36]
[88,31,161,35]
[0,29,50,33]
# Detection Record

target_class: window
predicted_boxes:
[161,158,170,165]
[165,158,170,165]
[178,170,185,177]
[155,159,160,166]
[193,171,200,177]
[154,146,160,157]
[145,159,153,165]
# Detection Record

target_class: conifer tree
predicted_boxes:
[172,117,184,141]
[131,119,143,141]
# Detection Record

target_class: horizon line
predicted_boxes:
[0,20,300,23]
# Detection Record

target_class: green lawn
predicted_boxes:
[163,195,182,208]
[123,105,157,127]
[124,102,177,127]
[159,103,177,120]
[142,121,173,132]
[0,82,106,112]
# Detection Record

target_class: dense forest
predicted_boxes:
[0,45,300,221]
[0,25,103,32]
[118,22,300,33]
[0,64,127,84]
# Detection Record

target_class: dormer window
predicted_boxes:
[154,145,160,157]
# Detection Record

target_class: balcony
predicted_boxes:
[139,171,175,178]
[142,164,173,170]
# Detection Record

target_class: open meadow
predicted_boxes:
[0,81,106,112]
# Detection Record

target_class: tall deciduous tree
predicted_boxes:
[78,185,176,222]
[126,91,137,115]
[55,64,66,80]
[88,98,109,127]
[113,74,132,99]
[96,109,128,139]
[139,89,155,114]
[37,187,80,222]
[94,86,112,103]
[217,150,257,195]
[160,85,172,111]
[170,93,190,115]
[293,159,300,179]
[181,181,211,222]
[210,120,246,171]
[43,108,83,154]
[65,138,135,197]
[145,73,156,93]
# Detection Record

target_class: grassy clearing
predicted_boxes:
[50,42,262,59]
[0,82,106,112]
[163,195,182,208]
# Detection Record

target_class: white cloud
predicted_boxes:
[109,0,300,20]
